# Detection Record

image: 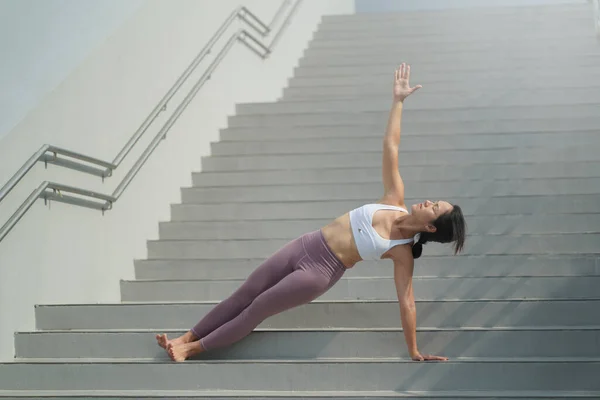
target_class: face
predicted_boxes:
[411,200,453,224]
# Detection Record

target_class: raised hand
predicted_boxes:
[393,62,422,103]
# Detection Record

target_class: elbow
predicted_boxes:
[384,138,399,150]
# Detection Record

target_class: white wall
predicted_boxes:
[0,0,144,140]
[0,0,354,360]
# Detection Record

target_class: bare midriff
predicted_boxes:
[320,213,362,269]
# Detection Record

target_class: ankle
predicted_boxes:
[187,340,205,355]
[183,331,198,343]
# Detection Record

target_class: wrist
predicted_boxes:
[407,342,419,355]
[392,98,405,106]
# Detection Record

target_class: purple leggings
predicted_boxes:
[191,229,346,351]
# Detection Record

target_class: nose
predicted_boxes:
[424,200,432,207]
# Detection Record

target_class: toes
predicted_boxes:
[167,344,176,358]
[156,334,169,349]
[166,343,186,362]
[167,347,176,361]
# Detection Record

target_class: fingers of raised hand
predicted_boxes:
[395,63,411,80]
[395,64,404,80]
[410,84,423,94]
[423,354,449,361]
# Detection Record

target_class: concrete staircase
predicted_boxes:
[2,3,600,399]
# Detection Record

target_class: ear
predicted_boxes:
[425,224,437,233]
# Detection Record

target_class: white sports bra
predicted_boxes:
[348,203,419,261]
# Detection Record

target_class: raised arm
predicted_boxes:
[381,63,421,206]
[393,250,448,362]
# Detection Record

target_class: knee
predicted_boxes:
[231,307,265,333]
[230,282,264,307]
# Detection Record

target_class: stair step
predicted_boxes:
[222,124,600,141]
[302,40,600,59]
[320,8,592,22]
[221,121,600,139]
[1,359,600,391]
[171,195,600,221]
[134,255,600,280]
[158,214,600,240]
[120,276,600,302]
[294,57,600,76]
[178,179,600,203]
[228,105,600,127]
[301,41,600,59]
[1,389,599,399]
[288,67,600,88]
[34,299,600,330]
[320,12,592,31]
[311,24,595,41]
[311,24,596,40]
[14,327,600,360]
[147,234,600,259]
[210,133,600,155]
[202,149,599,171]
[284,81,600,100]
[322,4,590,22]
[306,36,599,52]
[236,97,600,115]
[192,163,600,186]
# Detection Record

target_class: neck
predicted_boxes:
[394,214,425,238]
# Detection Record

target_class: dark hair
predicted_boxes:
[412,204,466,259]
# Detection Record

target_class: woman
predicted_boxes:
[157,62,466,362]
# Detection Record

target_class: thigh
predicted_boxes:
[232,236,306,302]
[245,267,331,322]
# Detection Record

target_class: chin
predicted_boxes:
[410,204,417,213]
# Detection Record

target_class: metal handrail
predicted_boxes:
[0,0,303,243]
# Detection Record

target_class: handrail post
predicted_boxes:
[239,7,271,35]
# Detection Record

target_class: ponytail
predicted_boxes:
[411,204,466,259]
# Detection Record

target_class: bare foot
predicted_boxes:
[156,331,196,350]
[167,341,204,362]
[156,333,170,349]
